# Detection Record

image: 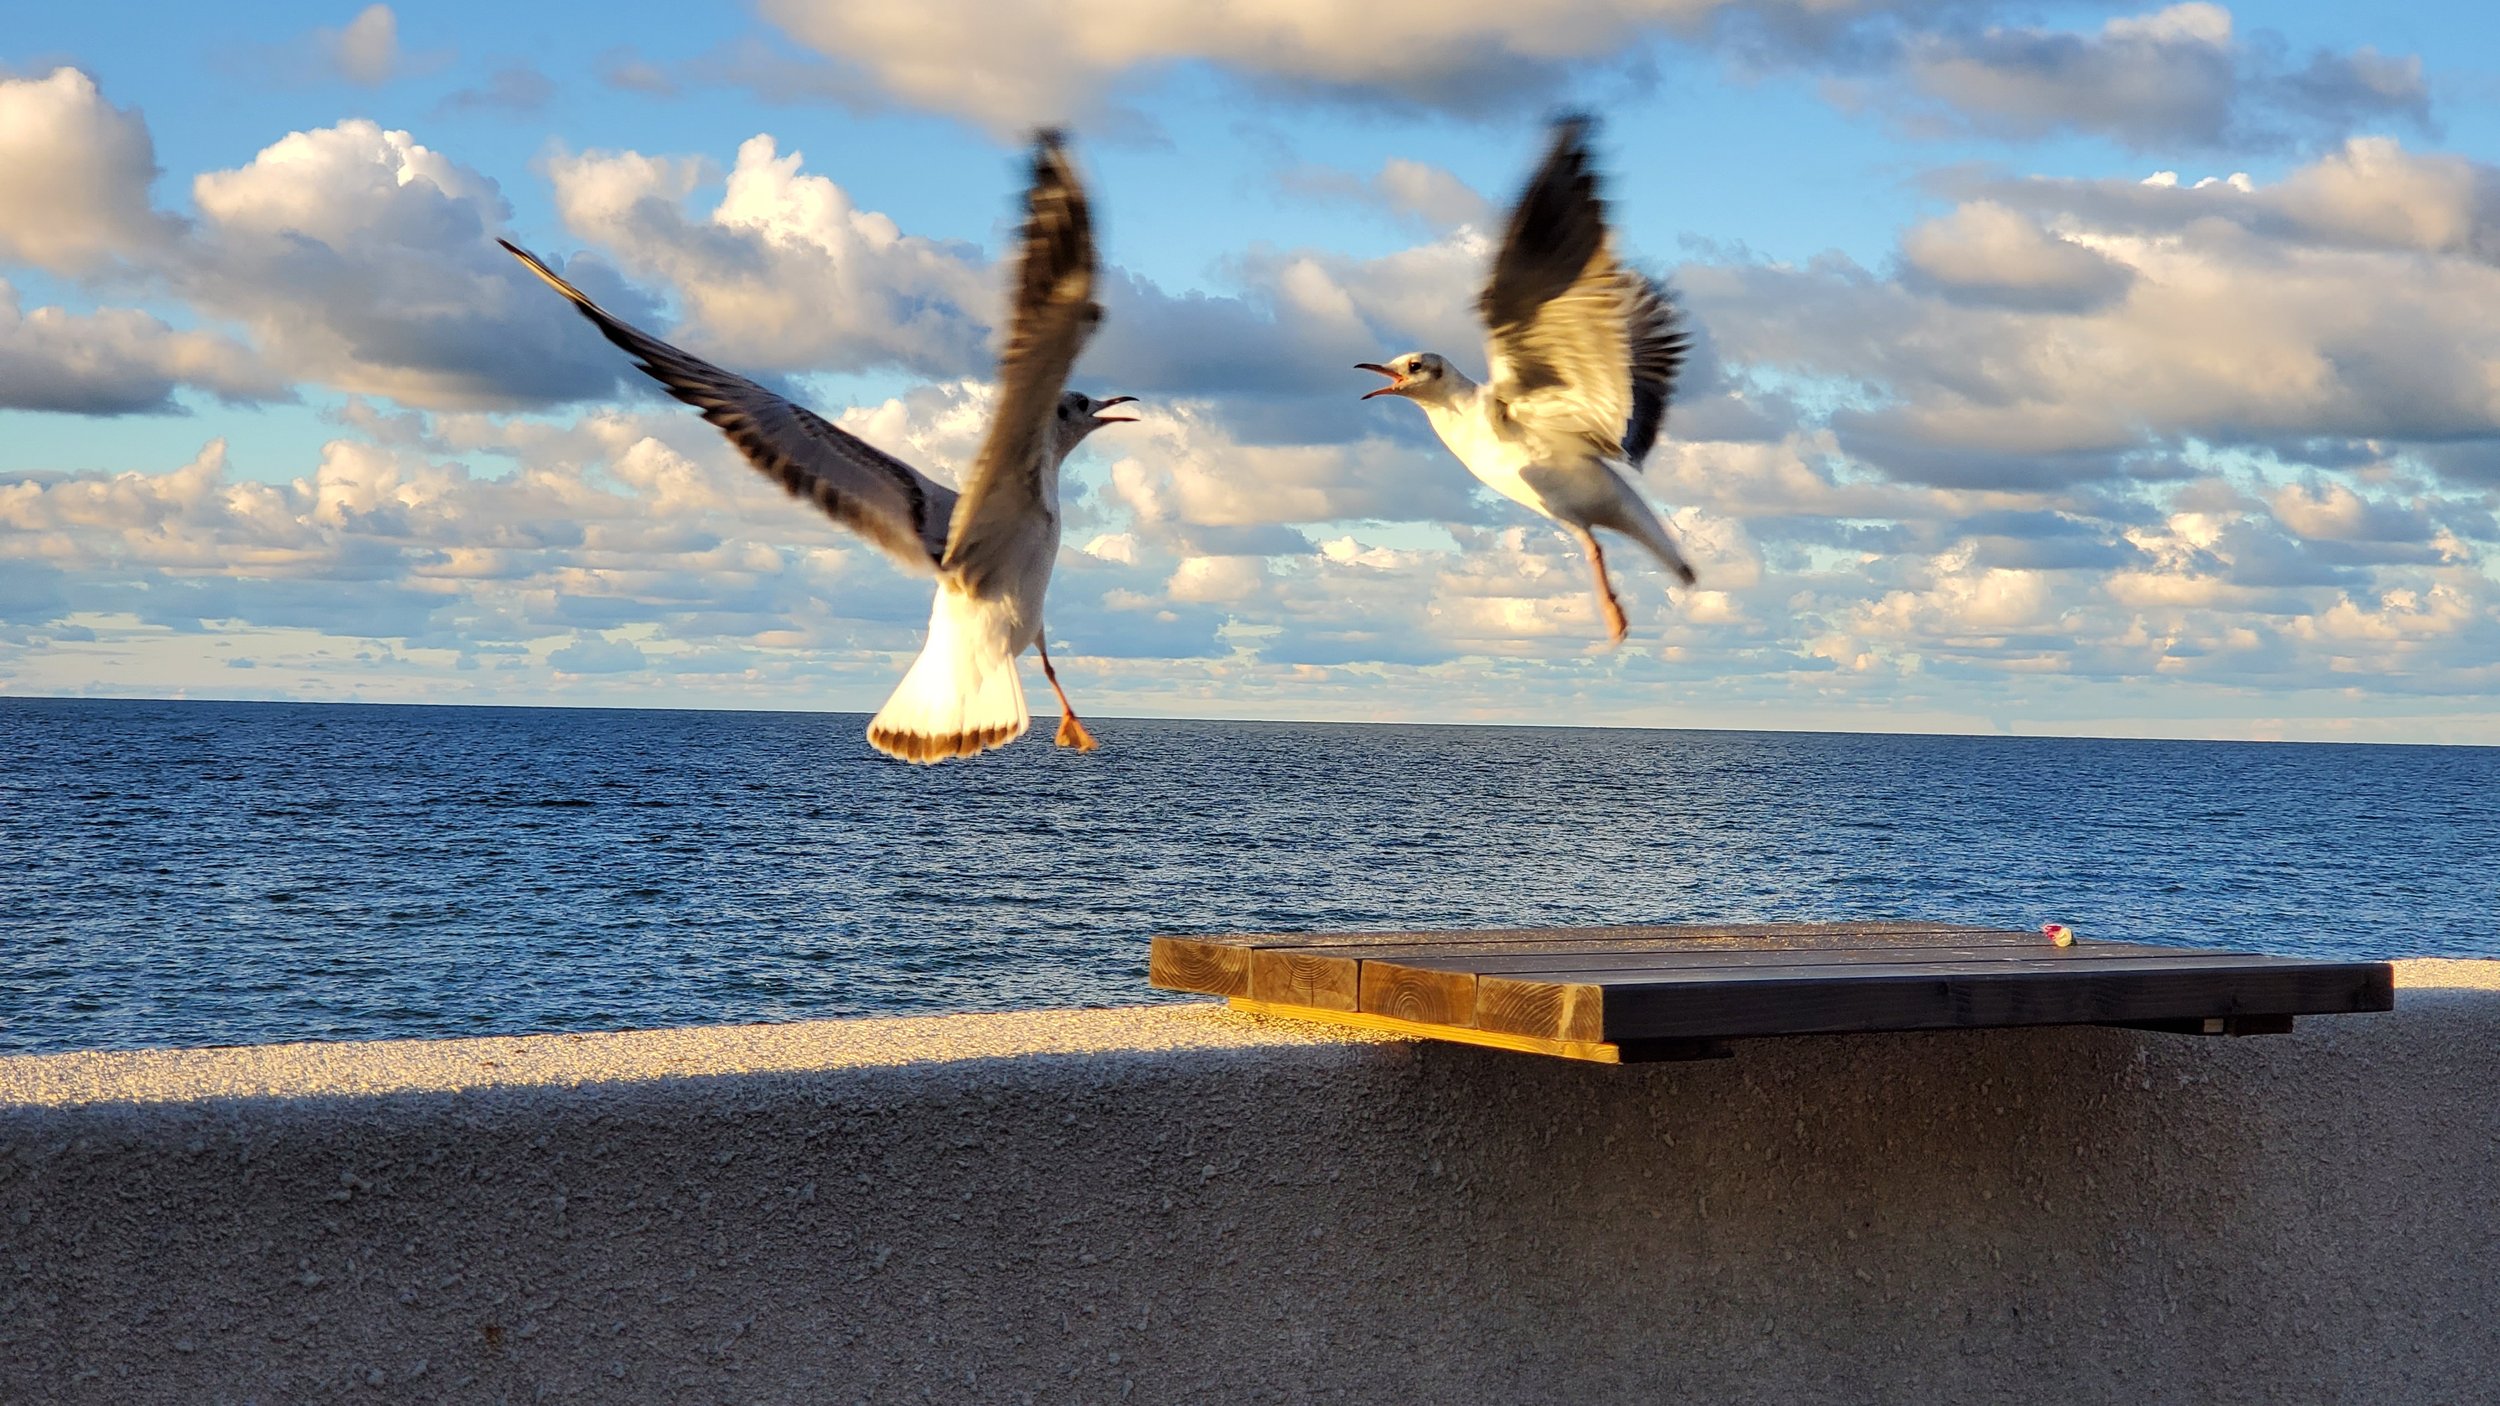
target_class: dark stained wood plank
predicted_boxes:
[1170,923,2392,1058]
[1359,962,1477,1027]
[1247,948,1360,1011]
[1147,937,1252,997]
[1489,953,2331,987]
[1209,932,2067,991]
[1384,941,2203,975]
[1595,961,2393,1042]
[1207,933,2069,1012]
[1237,932,2062,963]
[1470,955,2350,1032]
[1159,921,2017,953]
[1167,927,2042,1010]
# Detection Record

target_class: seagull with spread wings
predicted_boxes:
[502,132,1132,763]
[1357,116,1695,645]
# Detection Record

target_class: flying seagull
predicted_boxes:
[1357,116,1695,645]
[501,132,1132,763]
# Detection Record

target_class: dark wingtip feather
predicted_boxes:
[1021,130,1084,221]
[497,236,554,283]
[1620,280,1691,467]
[1481,116,1610,336]
[498,236,613,325]
[1541,113,1597,180]
[1008,128,1093,314]
[1029,128,1072,189]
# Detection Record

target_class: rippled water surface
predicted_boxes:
[4,697,2496,1054]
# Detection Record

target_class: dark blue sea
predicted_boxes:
[3,697,2495,1055]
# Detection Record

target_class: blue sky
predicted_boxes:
[6,1,2500,742]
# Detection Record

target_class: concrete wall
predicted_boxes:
[5,960,2497,1405]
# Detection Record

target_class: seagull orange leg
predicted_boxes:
[1574,528,1629,646]
[1036,631,1098,752]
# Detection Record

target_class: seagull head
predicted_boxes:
[1356,353,1452,405]
[1055,391,1140,451]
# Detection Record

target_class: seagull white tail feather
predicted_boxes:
[867,588,1031,764]
[1595,463,1698,587]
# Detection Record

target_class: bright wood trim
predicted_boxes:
[1227,997,1624,1064]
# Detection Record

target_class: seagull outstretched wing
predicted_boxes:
[1477,118,1689,468]
[942,131,1102,596]
[500,239,958,571]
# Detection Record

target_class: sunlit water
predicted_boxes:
[4,697,2495,1054]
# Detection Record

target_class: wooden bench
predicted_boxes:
[1148,922,2395,1064]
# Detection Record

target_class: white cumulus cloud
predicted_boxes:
[1696,136,2500,480]
[0,69,176,275]
[174,119,628,407]
[0,281,285,415]
[545,135,996,377]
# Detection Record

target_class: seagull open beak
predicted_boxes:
[1355,363,1405,400]
[1091,395,1140,423]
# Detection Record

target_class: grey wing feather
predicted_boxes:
[499,239,956,570]
[942,131,1101,596]
[1478,116,1688,469]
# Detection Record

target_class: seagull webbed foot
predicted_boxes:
[1574,527,1631,647]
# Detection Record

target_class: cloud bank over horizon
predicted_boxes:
[4,0,2498,743]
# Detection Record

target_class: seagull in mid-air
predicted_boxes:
[1357,116,1695,645]
[501,132,1133,763]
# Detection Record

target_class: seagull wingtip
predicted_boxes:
[1027,128,1079,188]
